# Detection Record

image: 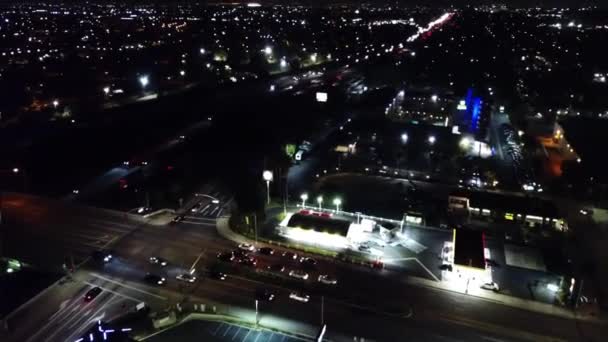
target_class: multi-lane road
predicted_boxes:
[1,192,606,342]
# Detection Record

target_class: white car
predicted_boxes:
[176,273,197,283]
[288,270,309,280]
[480,282,499,291]
[318,275,337,285]
[238,243,255,252]
[289,292,310,303]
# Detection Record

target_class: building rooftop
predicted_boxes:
[286,213,351,237]
[453,228,485,270]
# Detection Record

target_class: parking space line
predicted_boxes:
[232,326,242,340]
[241,328,252,342]
[212,322,224,336]
[253,330,262,342]
[267,332,274,341]
[223,324,233,337]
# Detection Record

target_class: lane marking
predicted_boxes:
[89,273,168,300]
[223,324,233,337]
[241,328,253,342]
[213,322,224,336]
[232,326,242,340]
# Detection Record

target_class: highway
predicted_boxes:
[1,193,606,342]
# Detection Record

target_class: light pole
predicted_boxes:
[263,170,273,205]
[317,196,323,211]
[300,193,308,208]
[255,299,259,326]
[139,75,149,91]
[103,86,110,96]
[333,198,341,213]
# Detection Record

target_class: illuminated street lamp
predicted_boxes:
[431,94,438,102]
[139,75,149,89]
[317,196,323,211]
[280,58,287,68]
[103,86,110,95]
[264,46,272,55]
[52,99,59,108]
[180,70,186,77]
[310,53,317,63]
[300,193,308,208]
[428,135,436,145]
[401,133,408,144]
[263,170,273,205]
[199,48,206,54]
[333,198,342,212]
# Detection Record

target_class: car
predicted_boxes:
[300,257,317,269]
[217,252,235,262]
[289,292,310,303]
[255,288,275,302]
[176,273,197,283]
[288,270,309,280]
[282,251,298,260]
[84,287,102,302]
[92,250,113,263]
[480,282,500,292]
[258,247,274,255]
[144,273,166,286]
[239,257,257,267]
[238,243,255,252]
[232,249,249,258]
[318,275,337,285]
[172,215,184,223]
[439,264,453,271]
[267,264,286,273]
[149,256,168,266]
[209,270,227,280]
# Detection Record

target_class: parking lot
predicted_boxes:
[147,320,311,342]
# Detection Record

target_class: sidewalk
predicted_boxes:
[216,213,606,324]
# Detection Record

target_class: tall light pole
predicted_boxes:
[317,195,323,211]
[263,170,273,205]
[300,193,308,208]
[255,299,259,326]
[333,198,342,213]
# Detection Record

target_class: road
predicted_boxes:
[1,193,606,342]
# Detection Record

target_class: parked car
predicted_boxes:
[209,270,227,280]
[268,264,286,273]
[282,251,298,260]
[84,287,102,302]
[318,275,337,285]
[258,247,274,255]
[238,243,255,252]
[289,292,310,303]
[480,282,500,292]
[288,270,309,280]
[217,252,235,262]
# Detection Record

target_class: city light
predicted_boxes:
[52,99,59,108]
[431,94,438,102]
[264,46,272,55]
[333,198,342,212]
[103,86,110,95]
[300,193,308,207]
[317,195,323,210]
[428,135,436,145]
[401,133,408,143]
[280,58,287,68]
[12,167,20,173]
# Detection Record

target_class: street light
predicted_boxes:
[300,193,308,208]
[431,94,438,102]
[401,133,408,144]
[139,75,149,89]
[103,86,110,95]
[264,46,272,55]
[52,99,59,108]
[263,170,273,205]
[333,198,341,212]
[280,58,287,68]
[317,196,323,211]
[428,135,436,145]
[179,70,186,77]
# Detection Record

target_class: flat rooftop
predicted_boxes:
[453,228,485,270]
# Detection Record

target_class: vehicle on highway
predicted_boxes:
[238,243,255,252]
[172,215,184,223]
[209,270,227,280]
[267,264,286,273]
[232,249,249,259]
[176,273,197,283]
[144,273,166,286]
[84,287,102,302]
[217,252,235,262]
[318,275,337,285]
[289,292,310,303]
[258,247,274,255]
[92,250,113,263]
[288,269,309,280]
[255,288,276,302]
[481,282,500,292]
[149,256,168,266]
[282,251,298,260]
